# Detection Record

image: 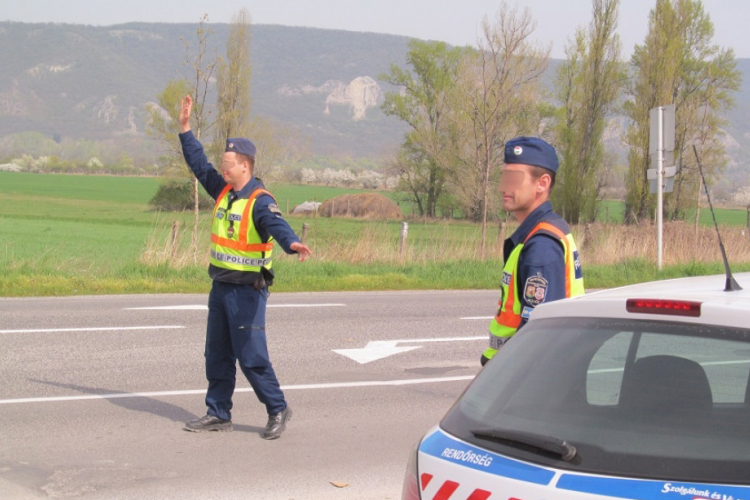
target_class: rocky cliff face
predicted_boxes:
[324,76,380,120]
[278,76,382,121]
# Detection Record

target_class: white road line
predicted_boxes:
[0,376,476,405]
[0,325,185,334]
[461,316,493,320]
[125,304,346,310]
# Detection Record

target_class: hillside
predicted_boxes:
[0,22,411,159]
[0,21,748,177]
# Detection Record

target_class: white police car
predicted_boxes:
[402,273,750,500]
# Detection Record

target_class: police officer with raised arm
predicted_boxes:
[178,95,312,439]
[482,137,584,366]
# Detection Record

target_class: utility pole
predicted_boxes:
[649,104,676,270]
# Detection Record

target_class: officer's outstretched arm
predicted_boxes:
[290,242,312,262]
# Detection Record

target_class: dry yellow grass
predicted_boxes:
[141,215,750,269]
[575,221,750,266]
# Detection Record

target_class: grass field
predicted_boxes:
[2,171,750,297]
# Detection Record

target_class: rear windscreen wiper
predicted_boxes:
[471,428,577,461]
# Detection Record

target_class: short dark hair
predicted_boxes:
[237,154,255,171]
[529,165,556,193]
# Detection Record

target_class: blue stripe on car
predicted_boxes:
[419,430,556,485]
[557,474,750,500]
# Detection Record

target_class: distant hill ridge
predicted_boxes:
[0,21,747,174]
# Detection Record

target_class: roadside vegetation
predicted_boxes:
[1,1,746,297]
[3,171,750,297]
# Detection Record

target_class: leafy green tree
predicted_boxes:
[146,78,191,178]
[623,0,741,223]
[381,40,467,218]
[553,0,625,224]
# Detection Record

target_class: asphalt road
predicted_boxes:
[0,290,498,500]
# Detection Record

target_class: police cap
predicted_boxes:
[226,138,256,159]
[504,136,559,173]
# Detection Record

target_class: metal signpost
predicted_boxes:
[649,104,676,270]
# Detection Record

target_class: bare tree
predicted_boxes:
[448,3,549,251]
[248,117,309,183]
[731,186,750,230]
[212,8,252,163]
[182,14,220,261]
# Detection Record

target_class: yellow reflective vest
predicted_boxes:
[483,218,584,361]
[210,185,274,275]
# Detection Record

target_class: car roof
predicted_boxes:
[529,272,750,330]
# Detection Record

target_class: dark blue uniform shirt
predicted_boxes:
[504,201,566,328]
[179,131,301,283]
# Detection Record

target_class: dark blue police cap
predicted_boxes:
[504,136,559,173]
[226,138,256,159]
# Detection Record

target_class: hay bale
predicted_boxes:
[319,193,402,220]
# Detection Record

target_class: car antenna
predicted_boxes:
[693,145,742,291]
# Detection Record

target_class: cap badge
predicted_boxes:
[514,146,523,156]
[228,142,234,149]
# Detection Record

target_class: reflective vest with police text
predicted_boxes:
[483,218,584,361]
[209,185,274,275]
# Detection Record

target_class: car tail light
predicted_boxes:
[626,298,701,317]
[401,440,421,500]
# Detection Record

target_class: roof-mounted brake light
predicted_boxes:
[626,298,701,317]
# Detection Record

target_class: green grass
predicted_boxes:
[3,171,750,297]
[585,259,750,289]
[0,172,160,204]
[596,198,748,227]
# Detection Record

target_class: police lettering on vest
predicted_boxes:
[209,186,275,276]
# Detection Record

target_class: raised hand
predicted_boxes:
[179,95,193,133]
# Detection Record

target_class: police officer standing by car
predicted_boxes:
[178,95,312,439]
[482,137,584,366]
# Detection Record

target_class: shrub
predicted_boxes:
[149,179,214,211]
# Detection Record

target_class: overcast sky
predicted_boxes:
[3,0,748,59]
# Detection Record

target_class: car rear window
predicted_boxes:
[441,317,750,484]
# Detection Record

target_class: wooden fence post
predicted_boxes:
[170,221,180,259]
[300,223,309,243]
[497,221,506,244]
[399,222,409,256]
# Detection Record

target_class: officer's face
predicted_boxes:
[500,164,546,216]
[220,152,250,187]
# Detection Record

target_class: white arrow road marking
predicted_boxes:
[333,341,422,364]
[0,326,185,334]
[125,303,346,310]
[334,336,485,364]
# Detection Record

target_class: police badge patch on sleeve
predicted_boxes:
[524,274,549,306]
[268,203,282,215]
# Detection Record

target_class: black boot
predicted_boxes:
[263,406,292,440]
[184,414,232,432]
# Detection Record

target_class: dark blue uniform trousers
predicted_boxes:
[204,280,286,421]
